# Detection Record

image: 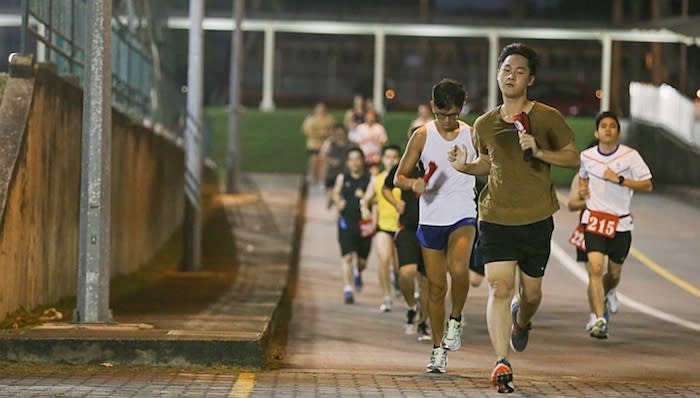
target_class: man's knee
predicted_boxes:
[469,271,484,288]
[521,288,542,306]
[357,258,367,271]
[607,264,622,281]
[488,277,514,300]
[587,262,605,277]
[399,266,416,279]
[428,282,447,302]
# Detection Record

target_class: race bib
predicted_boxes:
[568,224,586,251]
[359,218,376,238]
[585,210,619,239]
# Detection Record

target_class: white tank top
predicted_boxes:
[419,120,477,226]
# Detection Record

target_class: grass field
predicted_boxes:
[206,107,594,185]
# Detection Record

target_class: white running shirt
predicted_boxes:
[579,144,652,231]
[419,120,477,226]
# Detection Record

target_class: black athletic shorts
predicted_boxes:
[376,227,396,236]
[478,217,554,278]
[576,248,588,262]
[583,229,632,264]
[338,226,372,259]
[470,238,485,276]
[394,226,426,276]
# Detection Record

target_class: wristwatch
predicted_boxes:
[618,176,625,186]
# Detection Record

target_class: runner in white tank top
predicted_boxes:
[394,78,477,375]
[419,120,477,226]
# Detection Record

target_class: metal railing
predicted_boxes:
[21,0,186,136]
[629,82,700,149]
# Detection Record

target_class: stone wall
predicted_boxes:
[0,66,218,319]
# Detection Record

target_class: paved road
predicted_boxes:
[274,186,700,396]
[0,185,698,397]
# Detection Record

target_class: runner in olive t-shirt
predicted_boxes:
[448,43,579,393]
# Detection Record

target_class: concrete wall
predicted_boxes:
[0,66,218,319]
[625,121,700,187]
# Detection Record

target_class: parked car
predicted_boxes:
[465,81,600,117]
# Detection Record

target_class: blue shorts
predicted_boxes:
[417,217,477,251]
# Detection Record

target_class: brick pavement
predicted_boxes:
[1,180,699,397]
[0,368,698,397]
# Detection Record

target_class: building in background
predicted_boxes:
[1,0,698,115]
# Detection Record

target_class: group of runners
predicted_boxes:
[322,42,653,394]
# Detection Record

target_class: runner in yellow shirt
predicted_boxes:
[361,145,402,312]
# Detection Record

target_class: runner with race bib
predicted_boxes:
[578,111,653,339]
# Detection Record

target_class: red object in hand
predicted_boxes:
[423,161,438,183]
[512,112,533,161]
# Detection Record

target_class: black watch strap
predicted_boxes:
[618,176,625,185]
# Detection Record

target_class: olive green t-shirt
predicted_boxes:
[474,102,575,226]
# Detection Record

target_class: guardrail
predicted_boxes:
[21,0,186,136]
[629,81,700,148]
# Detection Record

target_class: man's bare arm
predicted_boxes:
[395,126,427,193]
[533,141,580,169]
[448,147,491,176]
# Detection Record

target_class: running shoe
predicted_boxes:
[354,274,363,292]
[344,291,354,305]
[589,318,608,339]
[441,318,463,351]
[405,307,417,335]
[417,322,432,342]
[491,358,515,394]
[606,289,620,313]
[379,297,393,313]
[585,313,597,331]
[426,347,447,374]
[510,302,531,352]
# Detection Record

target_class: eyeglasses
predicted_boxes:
[434,112,460,120]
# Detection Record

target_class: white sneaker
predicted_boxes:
[379,297,392,313]
[441,318,463,351]
[404,323,417,335]
[426,347,447,373]
[585,313,597,331]
[606,289,620,314]
[589,317,608,339]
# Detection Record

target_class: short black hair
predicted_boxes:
[382,144,402,156]
[333,122,346,132]
[497,43,539,76]
[346,146,365,161]
[595,111,620,130]
[432,78,466,110]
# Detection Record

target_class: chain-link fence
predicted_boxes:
[21,0,186,136]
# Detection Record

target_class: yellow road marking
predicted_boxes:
[628,247,700,297]
[228,372,256,398]
[556,191,700,298]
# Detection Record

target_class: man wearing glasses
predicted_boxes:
[394,78,478,374]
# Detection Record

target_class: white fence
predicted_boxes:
[629,82,700,148]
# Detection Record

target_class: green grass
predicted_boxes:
[206,107,593,185]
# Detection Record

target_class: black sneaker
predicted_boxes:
[344,291,354,304]
[510,302,531,352]
[491,358,515,393]
[406,308,417,324]
[417,322,432,342]
[404,308,417,334]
